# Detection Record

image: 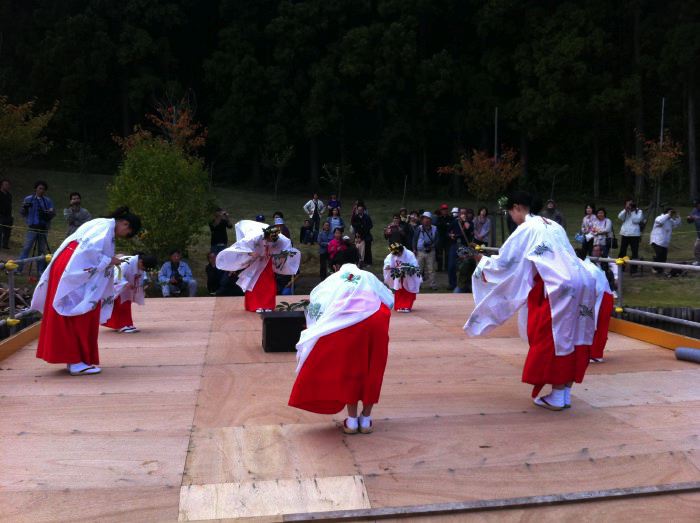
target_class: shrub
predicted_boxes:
[109,138,210,259]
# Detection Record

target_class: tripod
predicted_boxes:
[20,228,52,279]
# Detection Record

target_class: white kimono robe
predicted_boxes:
[112,254,146,305]
[464,214,596,356]
[383,248,422,293]
[581,258,611,326]
[215,220,301,292]
[295,263,394,373]
[31,218,117,323]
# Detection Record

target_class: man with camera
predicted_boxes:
[649,208,681,274]
[209,207,233,254]
[617,199,644,274]
[19,180,55,273]
[414,211,438,290]
[63,191,92,236]
[158,249,198,297]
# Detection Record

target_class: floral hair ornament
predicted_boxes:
[389,242,403,255]
[263,225,280,242]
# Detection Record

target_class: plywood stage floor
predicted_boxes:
[1,295,699,522]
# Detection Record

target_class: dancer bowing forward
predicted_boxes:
[31,207,142,376]
[289,247,393,434]
[383,242,422,312]
[216,220,300,312]
[102,253,158,333]
[464,192,599,411]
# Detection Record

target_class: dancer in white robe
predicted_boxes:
[102,253,157,333]
[216,220,301,312]
[383,242,422,312]
[464,192,598,410]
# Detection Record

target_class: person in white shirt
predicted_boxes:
[617,200,644,274]
[303,193,325,240]
[649,208,681,274]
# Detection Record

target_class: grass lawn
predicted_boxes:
[3,167,698,309]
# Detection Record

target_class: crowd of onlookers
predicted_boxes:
[1,179,699,297]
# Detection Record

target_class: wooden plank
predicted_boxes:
[0,322,40,363]
[179,475,371,521]
[609,317,700,349]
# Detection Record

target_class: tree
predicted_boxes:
[0,96,57,173]
[109,138,210,259]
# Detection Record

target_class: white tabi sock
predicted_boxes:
[345,416,359,430]
[564,386,572,406]
[541,388,566,408]
[359,415,372,429]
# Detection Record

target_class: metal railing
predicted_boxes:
[0,253,51,336]
[475,245,700,332]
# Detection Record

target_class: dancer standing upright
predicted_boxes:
[31,207,142,375]
[383,242,422,312]
[464,192,598,410]
[216,220,300,312]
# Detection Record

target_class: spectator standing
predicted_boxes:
[405,211,419,249]
[327,227,346,265]
[617,199,644,274]
[414,211,438,290]
[272,212,292,240]
[686,200,700,265]
[209,208,233,253]
[63,192,92,237]
[447,208,475,290]
[351,204,373,265]
[435,203,454,272]
[19,180,55,274]
[473,207,490,245]
[325,207,345,234]
[591,208,613,257]
[158,249,198,297]
[0,179,13,249]
[326,194,341,216]
[318,221,333,279]
[580,204,597,256]
[384,214,405,245]
[303,192,325,241]
[541,199,566,228]
[399,207,409,223]
[354,232,366,267]
[649,208,681,274]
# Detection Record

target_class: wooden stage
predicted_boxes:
[1,295,699,522]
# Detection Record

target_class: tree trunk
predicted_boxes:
[593,134,600,201]
[309,136,319,188]
[689,75,698,200]
[633,5,645,201]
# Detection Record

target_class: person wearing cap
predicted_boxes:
[289,246,394,434]
[540,199,566,228]
[272,211,292,240]
[413,212,438,290]
[209,208,233,254]
[383,242,422,312]
[216,220,301,312]
[435,203,454,273]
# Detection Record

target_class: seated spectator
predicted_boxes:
[299,219,314,244]
[326,207,345,233]
[158,249,197,297]
[327,228,347,265]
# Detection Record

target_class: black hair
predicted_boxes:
[169,248,182,256]
[333,227,343,234]
[478,207,488,216]
[392,213,400,219]
[109,206,142,238]
[334,246,360,266]
[596,207,607,217]
[664,207,675,213]
[69,191,81,200]
[584,202,596,214]
[506,191,543,215]
[273,210,284,218]
[34,180,48,190]
[331,207,340,215]
[575,248,587,260]
[140,254,158,270]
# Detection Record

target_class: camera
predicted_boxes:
[423,241,432,253]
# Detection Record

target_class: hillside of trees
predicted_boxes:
[1,0,698,202]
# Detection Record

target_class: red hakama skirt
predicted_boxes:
[36,241,101,365]
[394,288,416,311]
[244,260,276,311]
[102,297,134,330]
[590,292,614,359]
[289,304,391,414]
[522,276,590,397]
